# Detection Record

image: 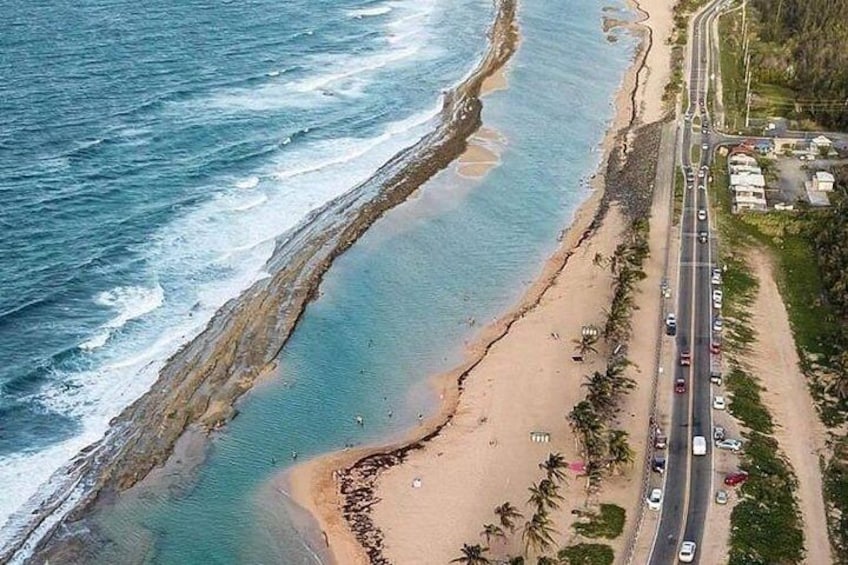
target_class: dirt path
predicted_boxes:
[748,251,833,565]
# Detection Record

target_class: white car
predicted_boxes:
[711,268,722,285]
[713,395,727,410]
[716,438,743,452]
[713,289,723,305]
[697,209,707,221]
[647,487,663,510]
[713,317,723,332]
[679,540,697,563]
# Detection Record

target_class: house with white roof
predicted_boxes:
[810,135,832,156]
[812,171,835,192]
[730,172,765,188]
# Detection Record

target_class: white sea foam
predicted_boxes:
[78,285,165,352]
[236,175,260,189]
[203,0,440,112]
[0,103,442,555]
[348,5,393,18]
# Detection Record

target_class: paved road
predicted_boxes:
[649,0,723,562]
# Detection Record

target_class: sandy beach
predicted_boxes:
[288,0,680,562]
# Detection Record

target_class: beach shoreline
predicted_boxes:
[7,1,521,562]
[287,0,676,562]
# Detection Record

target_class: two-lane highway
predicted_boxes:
[649,0,724,562]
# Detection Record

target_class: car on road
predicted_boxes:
[713,425,726,441]
[652,455,667,474]
[654,428,668,449]
[684,112,692,121]
[675,377,686,393]
[698,168,706,179]
[724,471,749,486]
[711,268,722,285]
[647,488,663,510]
[698,231,708,243]
[713,289,723,308]
[679,348,691,366]
[715,490,729,505]
[697,208,707,221]
[716,438,743,452]
[710,339,721,354]
[713,395,727,410]
[713,317,724,332]
[679,540,697,563]
[702,142,709,151]
[693,435,707,456]
[666,313,677,335]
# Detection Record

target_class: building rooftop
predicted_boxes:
[815,171,835,183]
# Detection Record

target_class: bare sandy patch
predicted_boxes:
[746,251,833,564]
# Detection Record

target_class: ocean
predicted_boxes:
[0,0,635,562]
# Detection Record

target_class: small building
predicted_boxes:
[813,171,835,192]
[754,139,774,155]
[730,172,765,188]
[729,164,762,176]
[728,152,758,167]
[732,186,767,212]
[810,135,832,156]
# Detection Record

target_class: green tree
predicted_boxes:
[480,523,505,545]
[494,501,524,533]
[522,512,557,557]
[539,452,569,484]
[451,543,491,565]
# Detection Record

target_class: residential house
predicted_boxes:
[810,135,832,156]
[730,172,765,188]
[812,171,835,192]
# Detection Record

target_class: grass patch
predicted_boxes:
[730,432,805,564]
[674,166,685,225]
[558,543,615,565]
[725,367,773,434]
[572,504,625,539]
[824,437,848,561]
[690,143,701,165]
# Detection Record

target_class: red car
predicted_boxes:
[680,349,692,366]
[675,378,686,393]
[724,471,749,487]
[710,341,721,354]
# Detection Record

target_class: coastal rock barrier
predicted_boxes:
[7,1,520,563]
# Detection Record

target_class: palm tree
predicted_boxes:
[527,479,563,513]
[606,429,635,474]
[538,452,568,484]
[494,502,524,533]
[572,333,599,358]
[451,543,491,565]
[522,512,556,557]
[480,523,505,545]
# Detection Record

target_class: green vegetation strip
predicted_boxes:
[572,504,625,539]
[558,543,614,565]
[709,155,805,564]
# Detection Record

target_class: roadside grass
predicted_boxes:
[690,143,701,165]
[730,432,805,564]
[718,9,746,132]
[558,543,614,565]
[572,504,625,539]
[824,436,848,562]
[708,154,805,564]
[725,366,773,434]
[674,167,684,225]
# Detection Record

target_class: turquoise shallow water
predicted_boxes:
[87,0,638,563]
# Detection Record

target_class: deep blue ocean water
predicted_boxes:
[0,0,636,561]
[0,0,491,550]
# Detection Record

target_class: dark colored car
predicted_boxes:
[680,348,691,366]
[724,471,749,487]
[652,456,667,474]
[698,231,709,243]
[675,378,686,393]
